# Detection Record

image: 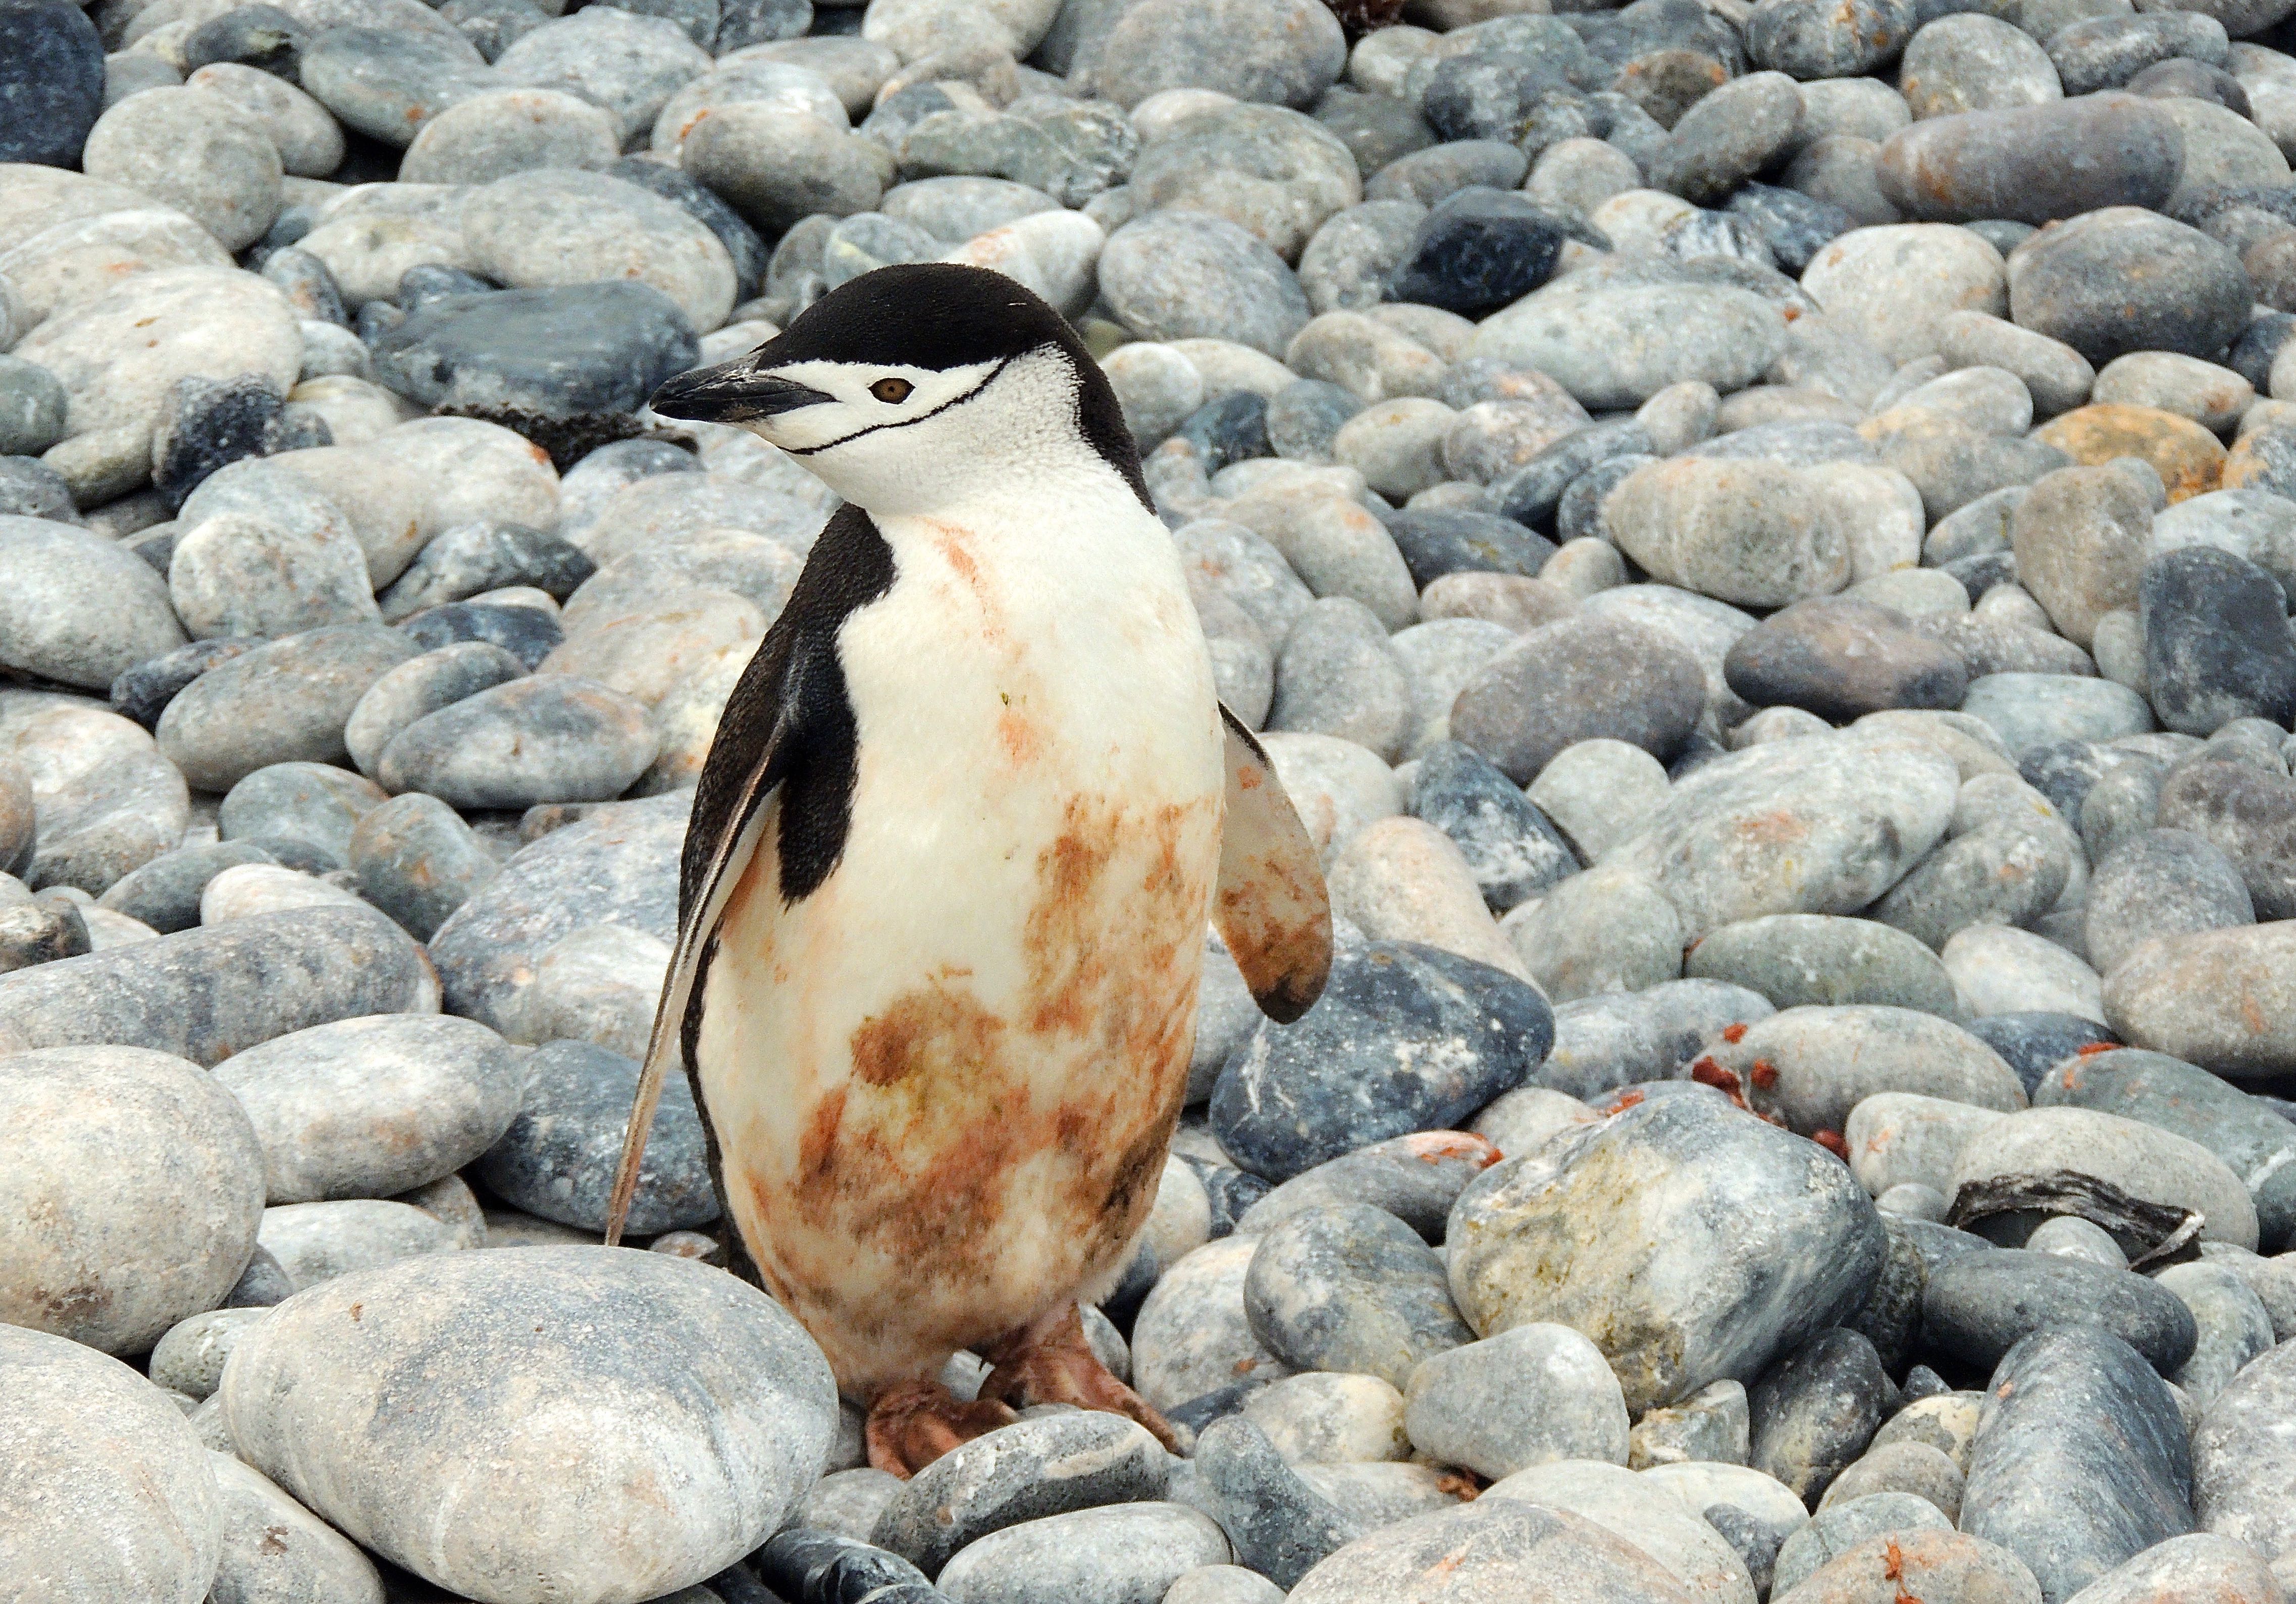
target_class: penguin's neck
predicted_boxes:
[866,460,1178,620]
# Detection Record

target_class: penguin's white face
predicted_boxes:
[730,358,1005,458]
[656,347,1115,518]
[649,263,1149,519]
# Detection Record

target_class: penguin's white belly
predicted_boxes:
[697,500,1225,1396]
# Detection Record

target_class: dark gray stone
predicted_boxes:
[2157,760,2296,919]
[1209,938,1552,1182]
[373,284,699,417]
[0,0,103,167]
[1409,741,1579,912]
[1724,596,1968,721]
[869,1413,1170,1578]
[1959,1325,2194,1603]
[348,792,499,941]
[1749,1327,1891,1505]
[94,842,280,935]
[399,600,563,670]
[1921,1249,2199,1373]
[2143,546,2296,736]
[1383,507,1556,589]
[475,1039,718,1234]
[1188,1417,1360,1591]
[2009,209,2252,367]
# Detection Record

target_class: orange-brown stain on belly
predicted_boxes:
[850,981,1007,1088]
[779,788,1217,1327]
[997,709,1041,765]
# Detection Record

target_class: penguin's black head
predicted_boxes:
[649,263,1143,514]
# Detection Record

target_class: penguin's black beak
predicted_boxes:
[648,363,834,424]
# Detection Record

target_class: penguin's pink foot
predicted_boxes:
[978,1302,1181,1453]
[865,1379,1019,1479]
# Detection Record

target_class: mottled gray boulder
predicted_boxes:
[428,793,684,1030]
[1605,730,1961,943]
[94,842,280,935]
[1210,938,1551,1181]
[212,1014,525,1204]
[156,626,422,793]
[221,1247,838,1601]
[870,1413,1171,1577]
[1447,1095,1887,1411]
[1600,456,1850,607]
[1242,1201,1474,1390]
[0,515,188,690]
[1749,1327,1892,1505]
[0,1045,264,1356]
[1189,1417,1362,1590]
[348,791,501,941]
[1876,97,2179,226]
[1402,1323,1630,1479]
[1960,1325,2194,1603]
[0,1323,223,1602]
[2082,830,2253,978]
[1710,1005,2025,1137]
[1288,1498,1703,1604]
[1684,915,1961,1017]
[1449,615,1706,785]
[0,906,436,1066]
[2155,761,2296,922]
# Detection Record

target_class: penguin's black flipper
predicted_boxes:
[604,504,898,1245]
[1211,704,1333,1025]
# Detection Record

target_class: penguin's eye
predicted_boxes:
[870,378,914,404]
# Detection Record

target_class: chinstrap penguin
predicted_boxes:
[609,263,1333,1476]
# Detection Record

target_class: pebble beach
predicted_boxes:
[10,0,2296,1597]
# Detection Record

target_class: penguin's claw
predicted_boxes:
[978,1303,1182,1455]
[864,1379,1018,1478]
